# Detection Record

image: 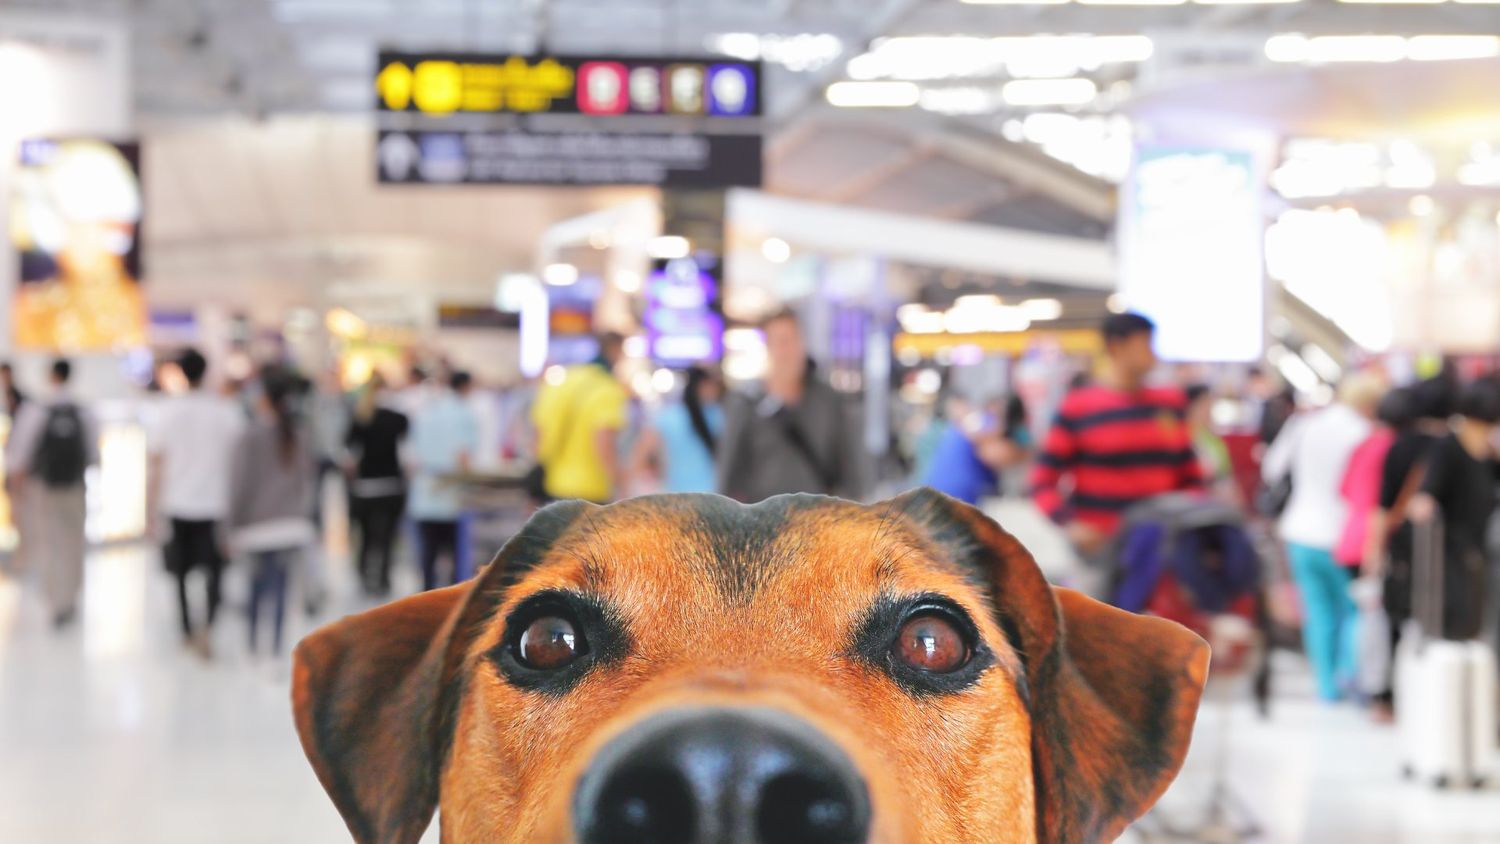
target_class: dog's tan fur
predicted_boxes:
[293,490,1208,843]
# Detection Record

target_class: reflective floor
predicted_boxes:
[0,545,1496,844]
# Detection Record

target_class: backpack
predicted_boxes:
[32,403,88,488]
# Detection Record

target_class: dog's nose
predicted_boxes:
[573,707,870,844]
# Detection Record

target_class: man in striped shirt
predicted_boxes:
[1030,312,1204,556]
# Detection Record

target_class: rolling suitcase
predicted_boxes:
[1395,518,1498,788]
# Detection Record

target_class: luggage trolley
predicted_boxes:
[1111,494,1267,844]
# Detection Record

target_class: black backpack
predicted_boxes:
[32,403,88,488]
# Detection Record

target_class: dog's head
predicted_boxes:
[293,490,1207,843]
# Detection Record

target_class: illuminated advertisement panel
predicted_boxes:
[643,255,725,368]
[12,138,146,351]
[1118,147,1264,363]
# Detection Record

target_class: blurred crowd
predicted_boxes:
[1,305,1497,728]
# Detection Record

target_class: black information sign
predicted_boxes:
[374,51,763,188]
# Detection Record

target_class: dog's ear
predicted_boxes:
[292,585,467,844]
[292,500,593,844]
[889,489,1209,844]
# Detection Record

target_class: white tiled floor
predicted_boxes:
[0,546,1497,844]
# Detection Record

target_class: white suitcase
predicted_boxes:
[1395,519,1499,788]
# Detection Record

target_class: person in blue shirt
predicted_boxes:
[921,394,1032,505]
[629,367,724,494]
[408,370,481,591]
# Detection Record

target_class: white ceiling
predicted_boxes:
[143,115,648,311]
[11,0,1497,306]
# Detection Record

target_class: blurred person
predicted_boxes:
[302,367,350,615]
[2,361,28,578]
[345,373,409,597]
[0,361,25,419]
[229,374,315,659]
[5,359,97,629]
[530,333,629,504]
[1249,367,1297,446]
[1407,379,1500,642]
[150,349,244,657]
[1185,384,1240,506]
[409,371,480,591]
[1339,389,1409,571]
[1263,372,1384,702]
[1030,313,1203,557]
[921,394,1032,505]
[1368,377,1456,718]
[717,309,866,502]
[628,366,724,494]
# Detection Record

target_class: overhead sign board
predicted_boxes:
[374,51,763,188]
[376,52,761,119]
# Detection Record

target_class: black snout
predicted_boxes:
[574,707,871,844]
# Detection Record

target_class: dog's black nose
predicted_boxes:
[574,706,871,844]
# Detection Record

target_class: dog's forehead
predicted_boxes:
[510,494,985,608]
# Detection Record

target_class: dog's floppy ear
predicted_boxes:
[291,500,592,844]
[292,584,467,843]
[890,489,1209,844]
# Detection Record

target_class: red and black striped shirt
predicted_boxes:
[1029,385,1204,535]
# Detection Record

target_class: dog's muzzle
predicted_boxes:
[573,706,871,844]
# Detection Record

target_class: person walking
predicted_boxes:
[1029,313,1204,558]
[5,359,97,629]
[1407,380,1500,642]
[921,394,1032,506]
[229,374,316,659]
[148,349,244,657]
[717,309,866,503]
[629,367,725,495]
[530,333,630,504]
[2,361,29,579]
[345,373,409,597]
[1263,372,1384,702]
[1368,378,1456,718]
[409,371,481,591]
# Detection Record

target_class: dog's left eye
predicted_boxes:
[517,615,588,670]
[892,612,971,674]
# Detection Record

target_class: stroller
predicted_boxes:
[1110,494,1268,844]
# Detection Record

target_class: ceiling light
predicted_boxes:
[651,368,677,394]
[761,237,792,264]
[897,305,946,335]
[1106,293,1128,313]
[543,263,579,286]
[1077,0,1186,5]
[1194,0,1300,4]
[1337,0,1444,4]
[1266,35,1406,63]
[960,0,1068,4]
[614,270,643,293]
[918,86,998,115]
[1408,195,1435,217]
[826,81,920,108]
[1021,298,1064,321]
[1405,35,1500,61]
[646,236,691,259]
[1002,78,1097,107]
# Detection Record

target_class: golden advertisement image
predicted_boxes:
[11,138,146,351]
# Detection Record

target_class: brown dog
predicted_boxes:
[293,489,1208,843]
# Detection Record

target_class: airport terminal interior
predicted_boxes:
[1,0,1500,842]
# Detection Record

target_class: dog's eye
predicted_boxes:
[892,612,970,674]
[517,615,587,670]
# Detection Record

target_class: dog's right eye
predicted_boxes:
[892,612,971,674]
[517,615,588,670]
